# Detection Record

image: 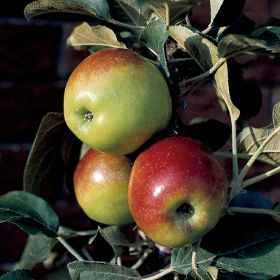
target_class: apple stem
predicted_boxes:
[141,266,174,280]
[56,236,85,261]
[227,207,280,218]
[191,240,204,280]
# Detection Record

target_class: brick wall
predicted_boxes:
[0,0,280,275]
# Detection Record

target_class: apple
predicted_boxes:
[74,148,134,225]
[128,136,228,248]
[64,48,172,155]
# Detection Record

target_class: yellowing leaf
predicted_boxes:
[67,22,127,51]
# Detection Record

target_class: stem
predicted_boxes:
[57,237,85,261]
[231,118,239,180]
[237,126,280,189]
[214,151,251,160]
[164,2,170,26]
[228,207,280,217]
[242,165,280,188]
[185,58,226,83]
[142,266,174,280]
[191,241,203,280]
[131,249,153,270]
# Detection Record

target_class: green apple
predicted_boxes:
[74,148,134,225]
[128,136,228,248]
[64,48,172,155]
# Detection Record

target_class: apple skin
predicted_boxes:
[64,48,172,155]
[128,136,228,248]
[74,148,134,225]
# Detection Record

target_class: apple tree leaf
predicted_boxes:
[201,214,280,279]
[237,102,280,166]
[109,0,151,28]
[67,22,127,52]
[147,0,199,25]
[140,20,170,76]
[171,245,215,275]
[23,112,70,196]
[0,191,59,237]
[24,0,110,20]
[0,270,35,280]
[209,0,246,27]
[169,25,240,121]
[67,261,141,280]
[89,226,129,257]
[15,234,57,270]
[42,266,72,280]
[218,26,280,58]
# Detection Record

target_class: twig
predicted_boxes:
[242,165,280,188]
[164,2,170,27]
[233,126,280,198]
[57,237,85,261]
[191,240,203,280]
[131,248,153,270]
[227,207,280,217]
[142,266,174,280]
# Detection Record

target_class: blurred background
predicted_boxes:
[0,0,280,276]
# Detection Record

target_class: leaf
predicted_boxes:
[215,239,280,279]
[140,20,170,76]
[0,270,35,280]
[43,266,72,280]
[89,226,130,257]
[237,102,280,166]
[0,191,59,237]
[24,0,110,20]
[109,0,151,28]
[15,234,57,270]
[148,0,199,25]
[23,112,68,196]
[218,26,280,58]
[169,25,240,121]
[209,0,246,27]
[171,245,214,275]
[67,261,141,280]
[67,22,127,51]
[201,214,280,279]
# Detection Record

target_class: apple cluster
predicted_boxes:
[64,48,228,248]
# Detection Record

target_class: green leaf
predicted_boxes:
[237,102,280,166]
[169,25,240,121]
[209,0,246,27]
[24,0,110,20]
[0,270,35,280]
[67,261,141,280]
[0,191,59,237]
[15,234,57,270]
[171,245,214,275]
[202,214,280,279]
[43,266,72,280]
[23,112,67,196]
[218,26,280,58]
[140,20,170,76]
[109,0,151,28]
[215,239,280,279]
[89,226,130,257]
[67,22,127,51]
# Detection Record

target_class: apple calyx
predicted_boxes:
[84,111,94,122]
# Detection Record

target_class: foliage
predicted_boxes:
[1,0,280,279]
